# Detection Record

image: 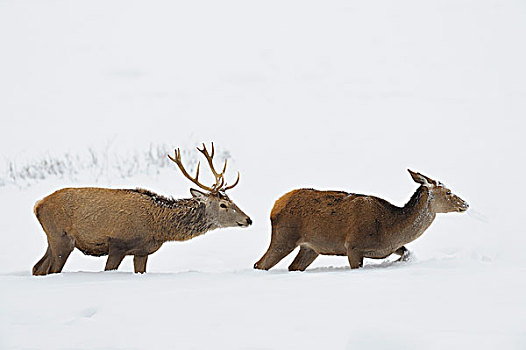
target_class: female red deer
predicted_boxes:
[254,170,468,271]
[33,143,251,275]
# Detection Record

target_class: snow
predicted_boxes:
[1,264,523,349]
[1,0,526,348]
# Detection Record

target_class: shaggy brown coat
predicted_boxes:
[33,187,251,275]
[254,170,468,271]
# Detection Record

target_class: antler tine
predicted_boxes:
[221,158,227,174]
[168,148,214,192]
[197,142,225,190]
[224,171,240,191]
[194,161,201,181]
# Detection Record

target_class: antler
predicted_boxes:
[168,148,215,192]
[197,143,227,191]
[168,143,240,193]
[224,172,240,191]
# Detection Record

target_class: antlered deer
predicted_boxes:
[254,170,468,271]
[33,143,251,275]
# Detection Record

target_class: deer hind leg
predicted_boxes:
[254,226,299,270]
[288,246,319,271]
[33,231,75,276]
[254,241,296,270]
[33,246,52,276]
[47,232,75,274]
[133,255,148,273]
[394,246,411,262]
[254,224,299,270]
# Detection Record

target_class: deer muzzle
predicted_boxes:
[458,201,469,212]
[237,217,252,227]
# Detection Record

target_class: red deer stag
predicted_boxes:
[254,169,468,271]
[33,143,251,275]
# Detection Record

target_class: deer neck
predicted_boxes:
[398,186,436,244]
[154,198,217,242]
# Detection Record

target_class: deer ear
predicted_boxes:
[190,188,208,199]
[408,169,434,186]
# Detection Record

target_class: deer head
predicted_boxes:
[169,143,252,228]
[408,169,469,214]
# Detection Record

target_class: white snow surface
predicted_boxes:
[1,0,526,349]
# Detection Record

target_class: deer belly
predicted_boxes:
[66,226,109,256]
[75,238,109,256]
[300,233,348,256]
[363,248,395,259]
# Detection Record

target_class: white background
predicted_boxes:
[1,0,525,349]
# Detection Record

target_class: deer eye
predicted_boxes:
[220,203,228,209]
[446,191,451,196]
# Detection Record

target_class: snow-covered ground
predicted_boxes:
[1,0,525,349]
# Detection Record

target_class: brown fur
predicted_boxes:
[33,187,251,275]
[254,170,468,271]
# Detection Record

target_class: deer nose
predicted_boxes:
[246,217,253,226]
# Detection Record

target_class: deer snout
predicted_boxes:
[237,217,252,227]
[458,201,469,212]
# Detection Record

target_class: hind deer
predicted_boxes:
[254,169,468,271]
[33,143,252,275]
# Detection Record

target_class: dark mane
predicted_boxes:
[125,188,210,240]
[127,188,184,209]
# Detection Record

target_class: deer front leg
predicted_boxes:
[134,255,148,273]
[347,246,364,269]
[105,253,125,271]
[105,239,126,271]
[394,246,411,262]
